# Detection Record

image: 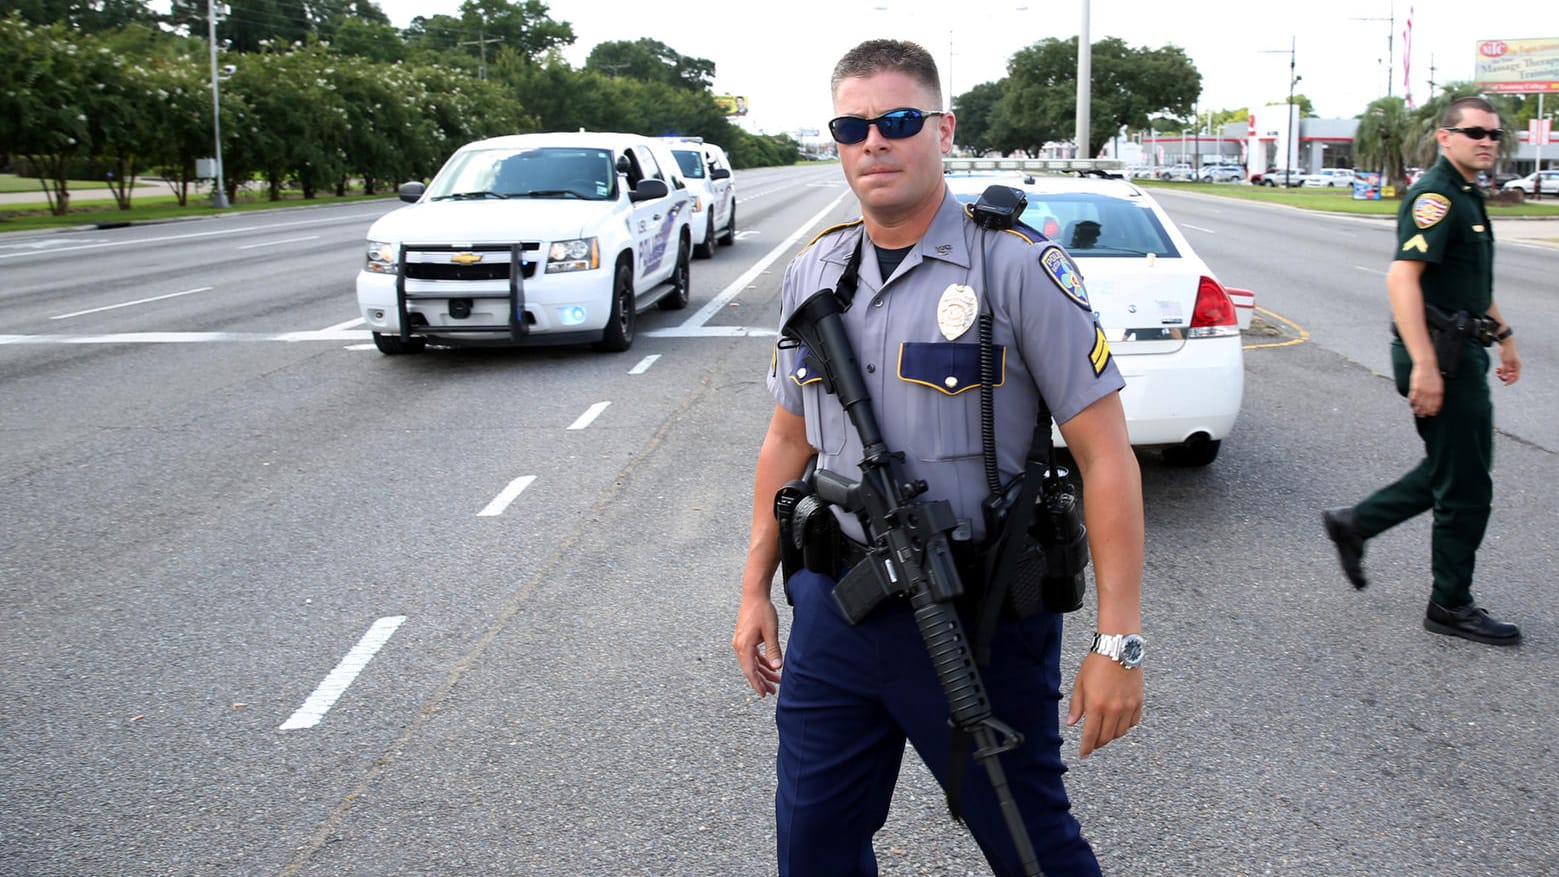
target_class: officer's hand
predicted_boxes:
[733,594,783,697]
[1495,340,1521,386]
[1407,362,1444,417]
[1066,654,1144,758]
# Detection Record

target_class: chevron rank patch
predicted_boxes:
[1089,325,1112,376]
[1411,193,1451,229]
[1041,246,1091,310]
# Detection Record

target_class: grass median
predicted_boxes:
[0,174,394,232]
[1135,178,1559,218]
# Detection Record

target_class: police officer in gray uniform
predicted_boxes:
[732,39,1145,876]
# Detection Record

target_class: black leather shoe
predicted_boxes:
[1424,601,1522,646]
[1321,507,1368,589]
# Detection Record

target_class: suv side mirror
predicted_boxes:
[398,181,426,203]
[710,168,732,180]
[629,178,669,202]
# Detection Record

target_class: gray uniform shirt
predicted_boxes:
[769,187,1125,542]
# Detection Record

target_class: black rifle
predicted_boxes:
[780,286,1043,877]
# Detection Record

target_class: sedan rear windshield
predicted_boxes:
[954,191,1180,258]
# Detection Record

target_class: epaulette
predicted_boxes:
[801,218,864,253]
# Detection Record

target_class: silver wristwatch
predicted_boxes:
[1090,632,1145,670]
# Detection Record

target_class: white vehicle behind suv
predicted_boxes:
[663,136,737,258]
[357,131,693,354]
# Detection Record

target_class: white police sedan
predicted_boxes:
[943,157,1251,467]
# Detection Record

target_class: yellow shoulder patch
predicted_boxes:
[1411,193,1451,229]
[1401,233,1429,254]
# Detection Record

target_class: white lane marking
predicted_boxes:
[676,187,856,331]
[478,475,537,517]
[568,401,610,430]
[1182,223,1215,234]
[50,287,213,320]
[0,210,387,260]
[628,354,660,374]
[279,615,406,731]
[1353,265,1387,275]
[236,235,320,250]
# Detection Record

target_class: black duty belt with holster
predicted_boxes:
[1395,303,1499,377]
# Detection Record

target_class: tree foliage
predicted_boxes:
[0,1,803,217]
[956,36,1199,157]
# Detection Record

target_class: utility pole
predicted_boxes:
[1075,0,1091,158]
[459,17,502,80]
[1261,38,1300,172]
[206,0,228,209]
[1350,1,1394,99]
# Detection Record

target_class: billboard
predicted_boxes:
[714,94,749,116]
[1473,38,1559,93]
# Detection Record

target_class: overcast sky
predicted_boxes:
[374,0,1547,137]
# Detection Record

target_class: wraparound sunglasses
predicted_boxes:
[828,108,943,144]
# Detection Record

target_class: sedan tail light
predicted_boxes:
[1188,276,1240,338]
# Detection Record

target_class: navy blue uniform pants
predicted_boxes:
[1355,340,1493,607]
[775,569,1099,876]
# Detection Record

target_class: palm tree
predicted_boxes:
[1356,96,1414,195]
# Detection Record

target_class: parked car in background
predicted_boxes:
[1302,168,1358,188]
[1198,164,1246,183]
[1260,167,1306,188]
[1157,164,1196,181]
[941,157,1250,467]
[663,136,737,259]
[1502,169,1559,195]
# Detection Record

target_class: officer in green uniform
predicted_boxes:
[1322,96,1523,646]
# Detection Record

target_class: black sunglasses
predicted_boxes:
[828,108,943,144]
[1444,126,1504,141]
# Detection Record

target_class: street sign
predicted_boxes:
[1529,118,1552,146]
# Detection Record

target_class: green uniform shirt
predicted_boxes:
[1395,154,1495,315]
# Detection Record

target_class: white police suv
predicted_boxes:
[663,136,737,259]
[357,131,693,354]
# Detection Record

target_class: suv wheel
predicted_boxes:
[694,214,715,259]
[717,202,736,246]
[658,235,691,311]
[372,332,426,355]
[595,261,636,352]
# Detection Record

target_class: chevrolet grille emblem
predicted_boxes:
[450,252,483,265]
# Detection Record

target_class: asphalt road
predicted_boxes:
[2,167,1556,876]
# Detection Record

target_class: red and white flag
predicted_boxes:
[1402,6,1414,107]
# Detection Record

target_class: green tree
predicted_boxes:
[327,16,404,62]
[951,81,1004,155]
[585,37,714,91]
[998,36,1200,157]
[1407,82,1518,171]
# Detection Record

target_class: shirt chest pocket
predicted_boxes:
[896,341,1005,462]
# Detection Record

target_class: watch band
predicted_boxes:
[1495,326,1513,342]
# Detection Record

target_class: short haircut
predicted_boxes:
[1442,96,1497,128]
[831,39,943,108]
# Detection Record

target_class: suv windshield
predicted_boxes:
[427,147,616,200]
[669,149,707,180]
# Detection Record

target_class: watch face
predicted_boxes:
[1119,635,1145,669]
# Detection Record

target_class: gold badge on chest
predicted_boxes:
[937,283,978,340]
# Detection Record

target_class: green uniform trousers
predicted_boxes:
[1354,339,1493,608]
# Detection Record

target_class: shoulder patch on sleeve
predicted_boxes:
[1039,245,1091,311]
[1411,193,1451,229]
